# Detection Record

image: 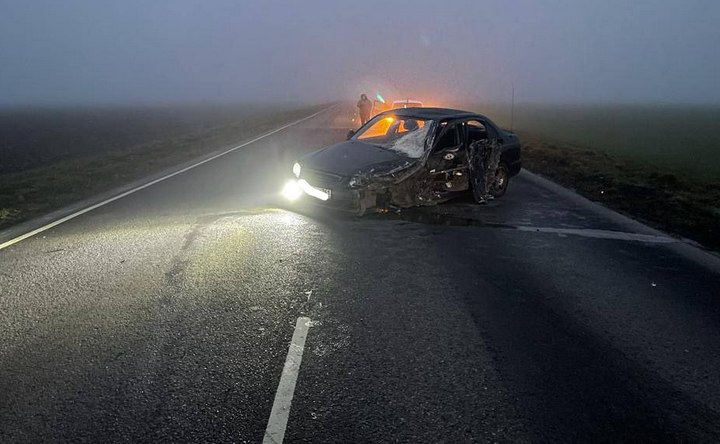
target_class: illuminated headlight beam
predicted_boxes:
[298,179,330,201]
[282,180,303,201]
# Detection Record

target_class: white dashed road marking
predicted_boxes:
[263,317,312,444]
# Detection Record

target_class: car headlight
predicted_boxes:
[292,162,301,178]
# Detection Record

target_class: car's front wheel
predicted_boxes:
[491,162,510,198]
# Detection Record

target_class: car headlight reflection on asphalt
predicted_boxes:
[282,180,303,201]
[292,162,301,178]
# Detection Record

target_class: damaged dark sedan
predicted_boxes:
[284,108,521,214]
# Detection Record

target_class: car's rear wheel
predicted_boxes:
[491,162,510,198]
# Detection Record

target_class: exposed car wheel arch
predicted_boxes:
[491,162,510,198]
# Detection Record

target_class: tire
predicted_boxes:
[491,162,510,198]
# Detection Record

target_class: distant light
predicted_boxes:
[282,180,303,201]
[376,93,385,104]
[292,162,301,178]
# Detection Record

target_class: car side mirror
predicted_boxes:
[346,130,355,140]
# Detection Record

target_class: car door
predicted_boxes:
[425,120,469,193]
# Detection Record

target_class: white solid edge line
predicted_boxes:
[515,226,676,243]
[0,106,334,251]
[263,317,312,444]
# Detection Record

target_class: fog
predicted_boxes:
[2,0,719,106]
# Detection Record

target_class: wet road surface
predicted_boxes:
[1,106,719,443]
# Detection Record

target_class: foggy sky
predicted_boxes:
[1,0,719,105]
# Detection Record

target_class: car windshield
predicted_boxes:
[354,115,434,158]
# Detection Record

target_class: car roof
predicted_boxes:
[380,107,484,120]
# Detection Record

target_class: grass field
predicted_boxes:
[0,103,327,228]
[460,102,720,180]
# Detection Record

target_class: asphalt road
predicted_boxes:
[1,105,719,443]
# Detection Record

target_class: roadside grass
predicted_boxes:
[520,133,720,251]
[0,207,19,222]
[0,104,327,230]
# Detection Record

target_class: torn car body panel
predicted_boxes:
[294,107,521,213]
